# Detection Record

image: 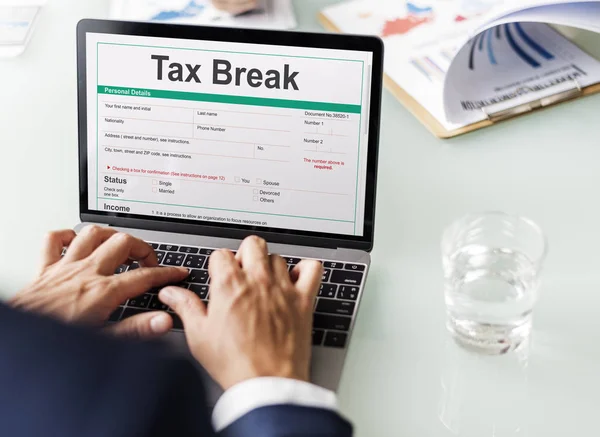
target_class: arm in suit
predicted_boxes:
[5,229,352,437]
[0,303,352,437]
[222,406,352,437]
[0,302,212,437]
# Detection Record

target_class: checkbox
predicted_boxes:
[253,196,258,201]
[235,176,240,182]
[253,189,258,194]
[256,178,262,184]
[152,187,157,193]
[152,180,158,185]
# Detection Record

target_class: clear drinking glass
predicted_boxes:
[441,212,547,354]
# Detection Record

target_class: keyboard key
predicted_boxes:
[323,261,344,269]
[159,244,179,252]
[316,299,355,316]
[115,265,128,274]
[128,262,140,270]
[319,283,337,298]
[330,269,363,286]
[188,269,209,284]
[109,307,124,322]
[170,314,184,330]
[199,248,215,255]
[344,263,366,272]
[150,283,187,294]
[148,243,159,250]
[155,251,166,264]
[179,246,199,254]
[312,329,325,346]
[284,257,301,265]
[183,255,206,269]
[322,269,332,282]
[173,282,190,289]
[148,295,169,311]
[313,314,351,331]
[337,286,359,301]
[189,284,209,299]
[163,253,185,266]
[148,286,162,295]
[324,331,347,348]
[127,293,152,309]
[121,307,151,320]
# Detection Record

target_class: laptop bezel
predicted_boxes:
[77,19,383,251]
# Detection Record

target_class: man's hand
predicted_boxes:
[212,0,258,15]
[10,226,189,339]
[159,236,323,390]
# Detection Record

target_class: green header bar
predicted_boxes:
[97,86,361,114]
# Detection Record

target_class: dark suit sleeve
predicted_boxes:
[0,303,214,437]
[0,303,353,437]
[220,405,353,437]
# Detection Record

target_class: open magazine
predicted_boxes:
[321,0,600,137]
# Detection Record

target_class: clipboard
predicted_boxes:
[318,12,600,139]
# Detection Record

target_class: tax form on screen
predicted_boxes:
[86,33,373,236]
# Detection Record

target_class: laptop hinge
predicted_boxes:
[82,215,370,252]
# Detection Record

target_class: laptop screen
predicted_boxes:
[84,31,374,237]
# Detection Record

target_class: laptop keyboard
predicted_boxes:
[108,243,366,349]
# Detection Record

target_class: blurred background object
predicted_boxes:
[109,0,296,29]
[0,0,46,57]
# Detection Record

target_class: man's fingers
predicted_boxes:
[291,260,323,301]
[159,286,207,331]
[236,236,271,283]
[63,225,117,261]
[106,311,172,339]
[40,229,77,270]
[92,232,158,275]
[270,255,293,289]
[208,249,244,293]
[110,266,189,303]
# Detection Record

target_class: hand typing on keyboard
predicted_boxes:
[159,235,323,390]
[9,226,188,338]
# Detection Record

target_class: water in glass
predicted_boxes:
[444,243,539,354]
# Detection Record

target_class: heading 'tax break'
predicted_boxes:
[151,55,300,90]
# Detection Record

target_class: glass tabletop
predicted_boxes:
[286,3,600,436]
[1,1,600,436]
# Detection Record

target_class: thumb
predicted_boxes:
[106,311,173,339]
[159,286,207,331]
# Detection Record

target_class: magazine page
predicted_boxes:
[322,0,512,132]
[470,1,600,35]
[443,8,600,125]
[322,0,598,132]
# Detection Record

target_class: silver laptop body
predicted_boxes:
[76,19,383,403]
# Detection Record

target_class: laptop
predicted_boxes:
[75,19,383,402]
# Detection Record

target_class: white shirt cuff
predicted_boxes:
[211,377,338,432]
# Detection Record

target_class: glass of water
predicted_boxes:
[442,212,547,354]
